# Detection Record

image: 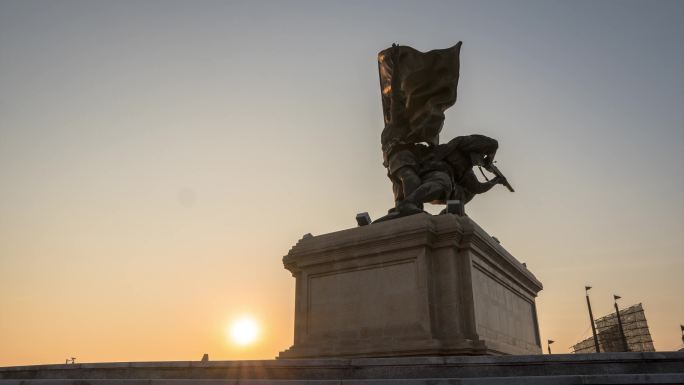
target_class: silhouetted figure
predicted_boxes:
[376,42,512,222]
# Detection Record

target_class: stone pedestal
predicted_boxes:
[278,213,543,358]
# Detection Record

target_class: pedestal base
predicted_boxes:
[278,213,543,358]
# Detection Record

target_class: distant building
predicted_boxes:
[572,303,655,353]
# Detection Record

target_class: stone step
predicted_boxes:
[2,373,684,384]
[2,353,683,384]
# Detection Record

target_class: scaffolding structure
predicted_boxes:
[572,303,655,353]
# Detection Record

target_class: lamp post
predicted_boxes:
[680,325,683,346]
[585,286,600,353]
[547,339,555,354]
[613,295,629,352]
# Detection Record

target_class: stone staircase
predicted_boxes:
[1,352,683,384]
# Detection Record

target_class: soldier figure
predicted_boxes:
[377,42,512,221]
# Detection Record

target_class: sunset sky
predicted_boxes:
[1,0,683,366]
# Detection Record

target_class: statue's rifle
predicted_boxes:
[471,153,515,193]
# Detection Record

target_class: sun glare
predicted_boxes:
[229,317,259,346]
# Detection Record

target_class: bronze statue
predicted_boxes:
[376,42,513,222]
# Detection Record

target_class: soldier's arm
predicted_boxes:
[460,170,500,194]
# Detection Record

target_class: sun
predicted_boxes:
[229,317,259,346]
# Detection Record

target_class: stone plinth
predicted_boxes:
[278,213,543,358]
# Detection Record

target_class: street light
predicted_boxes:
[585,286,600,353]
[613,295,629,352]
[547,339,555,354]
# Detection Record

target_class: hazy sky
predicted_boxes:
[1,0,683,365]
